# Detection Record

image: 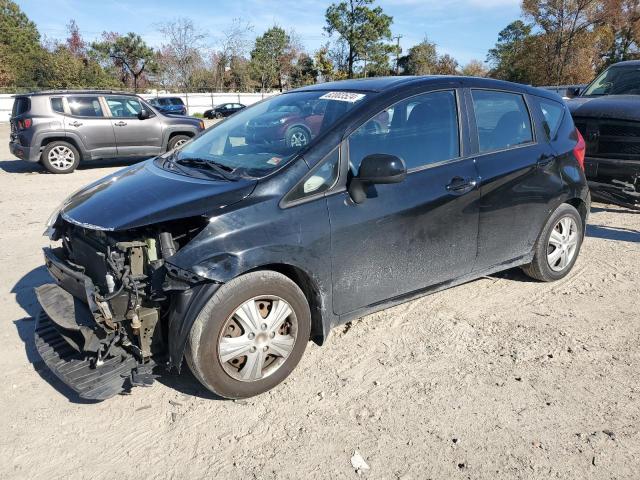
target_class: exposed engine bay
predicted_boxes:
[36,215,214,399]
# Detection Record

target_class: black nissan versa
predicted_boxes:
[36,76,590,400]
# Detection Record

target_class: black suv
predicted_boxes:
[36,77,589,400]
[9,91,204,173]
[568,60,640,201]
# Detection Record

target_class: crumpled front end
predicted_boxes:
[35,215,217,400]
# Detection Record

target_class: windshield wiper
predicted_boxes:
[174,157,237,181]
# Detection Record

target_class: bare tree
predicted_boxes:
[157,18,207,90]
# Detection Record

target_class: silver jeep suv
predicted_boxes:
[9,90,205,173]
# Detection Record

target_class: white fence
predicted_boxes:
[0,91,277,121]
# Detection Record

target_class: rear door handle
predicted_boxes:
[114,121,127,127]
[537,154,554,167]
[68,121,83,127]
[446,177,477,193]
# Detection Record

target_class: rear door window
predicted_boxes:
[68,96,104,117]
[471,90,533,153]
[538,99,565,140]
[12,97,30,116]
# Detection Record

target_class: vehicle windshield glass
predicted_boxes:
[583,66,640,96]
[174,90,367,177]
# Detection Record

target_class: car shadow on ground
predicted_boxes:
[0,157,148,174]
[586,224,640,243]
[591,206,640,215]
[12,266,222,403]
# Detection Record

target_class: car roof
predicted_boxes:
[608,60,640,67]
[290,75,562,101]
[16,90,139,97]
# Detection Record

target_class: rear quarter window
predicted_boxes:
[12,97,30,116]
[50,97,65,114]
[537,98,565,140]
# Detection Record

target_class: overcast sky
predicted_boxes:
[18,0,522,65]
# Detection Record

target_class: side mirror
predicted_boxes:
[349,153,406,204]
[138,108,150,120]
[567,87,581,98]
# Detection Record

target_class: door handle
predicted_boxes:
[68,121,83,127]
[446,177,477,193]
[114,121,127,127]
[537,154,554,167]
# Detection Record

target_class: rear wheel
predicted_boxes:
[522,203,583,282]
[41,141,80,174]
[186,271,311,399]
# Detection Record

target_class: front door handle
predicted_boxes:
[68,121,83,127]
[114,121,127,127]
[446,177,477,193]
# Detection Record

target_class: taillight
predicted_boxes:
[573,128,585,171]
[17,118,32,129]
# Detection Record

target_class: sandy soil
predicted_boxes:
[1,122,639,479]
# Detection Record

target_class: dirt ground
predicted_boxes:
[0,122,639,480]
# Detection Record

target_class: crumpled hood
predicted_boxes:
[60,159,257,231]
[567,95,640,122]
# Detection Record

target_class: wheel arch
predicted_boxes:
[245,263,327,346]
[564,196,589,233]
[39,135,85,161]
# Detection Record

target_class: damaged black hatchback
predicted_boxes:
[37,77,590,400]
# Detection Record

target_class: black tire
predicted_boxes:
[522,203,584,282]
[214,112,222,119]
[41,141,80,174]
[168,134,190,151]
[186,271,311,399]
[285,126,311,148]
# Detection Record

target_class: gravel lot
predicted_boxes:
[0,121,639,479]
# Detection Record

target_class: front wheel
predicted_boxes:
[522,203,584,282]
[285,126,311,148]
[168,134,190,151]
[186,271,311,399]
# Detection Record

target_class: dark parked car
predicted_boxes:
[36,77,589,400]
[148,96,187,116]
[9,91,204,173]
[203,102,246,119]
[567,60,640,201]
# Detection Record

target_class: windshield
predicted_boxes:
[173,90,367,177]
[583,66,640,96]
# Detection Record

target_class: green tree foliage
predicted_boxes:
[250,26,292,91]
[314,45,336,81]
[487,21,537,83]
[324,0,393,78]
[290,53,318,87]
[0,0,43,88]
[399,37,438,75]
[91,33,156,91]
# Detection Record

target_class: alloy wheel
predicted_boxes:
[218,296,298,382]
[289,131,308,147]
[173,138,188,148]
[547,216,579,272]
[48,145,75,170]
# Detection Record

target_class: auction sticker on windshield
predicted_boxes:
[319,91,366,103]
